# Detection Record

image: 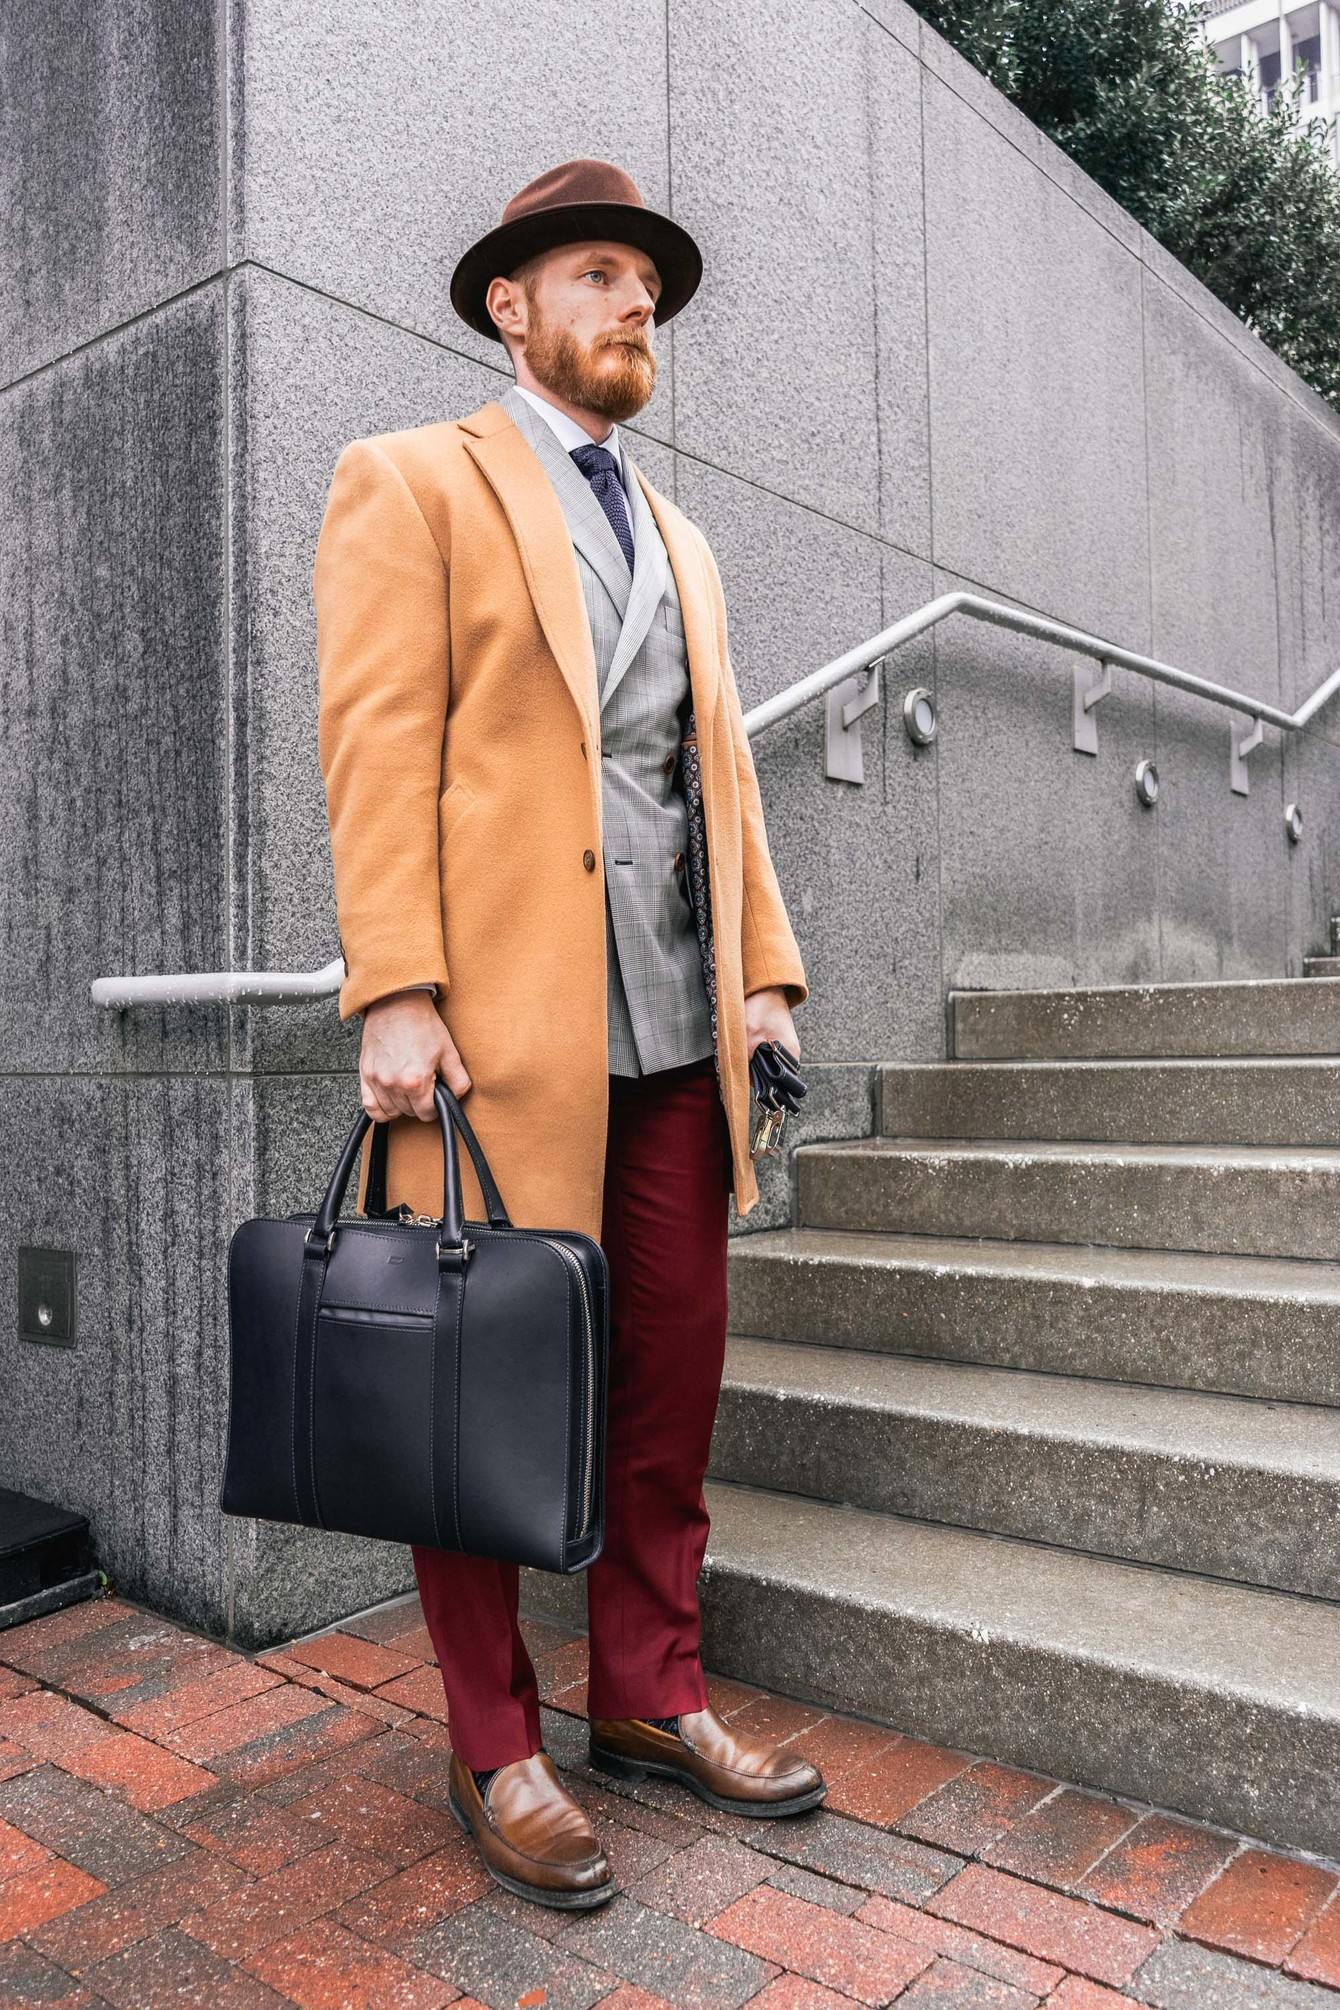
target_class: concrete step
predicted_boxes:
[879,1055,1340,1146]
[796,1136,1340,1261]
[726,1227,1340,1408]
[1305,956,1340,977]
[709,1338,1340,1598]
[951,974,1340,1060]
[521,1481,1340,1855]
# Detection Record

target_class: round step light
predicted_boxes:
[1135,759,1159,807]
[1285,801,1303,843]
[903,687,937,745]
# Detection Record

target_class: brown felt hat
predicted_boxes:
[450,157,703,342]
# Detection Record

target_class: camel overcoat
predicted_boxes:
[312,395,809,1240]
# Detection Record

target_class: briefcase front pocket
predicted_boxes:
[311,1308,437,1544]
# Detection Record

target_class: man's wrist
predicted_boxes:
[365,983,438,1012]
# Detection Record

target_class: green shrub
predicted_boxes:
[912,0,1340,410]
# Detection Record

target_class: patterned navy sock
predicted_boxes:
[639,1713,681,1734]
[471,1765,501,1799]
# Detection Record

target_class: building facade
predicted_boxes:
[1205,0,1340,163]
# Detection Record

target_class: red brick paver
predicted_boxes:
[0,1816,48,1884]
[1178,1844,1339,1964]
[1073,1810,1240,1925]
[55,1730,218,1810]
[243,1919,456,2007]
[855,1891,1064,1994]
[282,1633,423,1694]
[982,1789,1137,1888]
[708,1884,931,2002]
[0,1693,113,1766]
[0,1589,1335,2008]
[827,1736,970,1828]
[0,1859,106,1942]
[165,1685,332,1763]
[179,1841,390,1962]
[900,1763,1054,1856]
[1046,1980,1145,2008]
[926,1863,1161,1986]
[1288,1894,1340,1990]
[373,1667,453,1724]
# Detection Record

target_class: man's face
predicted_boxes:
[495,240,660,422]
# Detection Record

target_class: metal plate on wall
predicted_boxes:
[18,1247,76,1348]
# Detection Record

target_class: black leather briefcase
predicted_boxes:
[220,1079,608,1573]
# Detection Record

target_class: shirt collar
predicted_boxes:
[511,381,627,490]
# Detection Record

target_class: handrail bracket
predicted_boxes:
[1072,658,1113,756]
[1231,712,1265,796]
[825,658,884,783]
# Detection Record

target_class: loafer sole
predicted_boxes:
[588,1743,828,1817]
[447,1784,615,1909]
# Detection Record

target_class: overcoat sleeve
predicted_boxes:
[698,537,809,1012]
[313,438,452,1022]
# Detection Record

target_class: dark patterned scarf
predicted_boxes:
[677,704,720,1092]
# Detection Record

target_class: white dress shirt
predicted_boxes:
[388,382,628,1006]
[511,381,628,493]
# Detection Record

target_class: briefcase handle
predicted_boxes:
[309,1077,512,1266]
[363,1091,510,1227]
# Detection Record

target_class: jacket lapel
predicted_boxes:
[500,386,634,626]
[598,452,666,714]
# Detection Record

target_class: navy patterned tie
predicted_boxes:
[570,442,635,571]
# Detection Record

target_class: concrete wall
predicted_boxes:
[4,0,1340,1641]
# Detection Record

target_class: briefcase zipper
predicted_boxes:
[541,1238,596,1541]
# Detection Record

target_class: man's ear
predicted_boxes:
[485,276,519,346]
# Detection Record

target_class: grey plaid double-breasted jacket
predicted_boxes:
[498,383,718,1079]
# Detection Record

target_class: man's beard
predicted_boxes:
[522,307,656,422]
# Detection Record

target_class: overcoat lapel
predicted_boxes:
[458,406,601,745]
[631,463,721,777]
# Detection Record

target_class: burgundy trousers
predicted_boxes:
[412,1052,733,1769]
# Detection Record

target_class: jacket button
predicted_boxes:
[583,849,596,871]
[663,752,675,774]
[673,850,685,873]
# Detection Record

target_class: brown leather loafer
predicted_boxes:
[446,1749,614,1908]
[588,1706,827,1816]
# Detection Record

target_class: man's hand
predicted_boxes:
[744,985,800,1065]
[359,992,472,1122]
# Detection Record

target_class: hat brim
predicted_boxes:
[450,200,703,342]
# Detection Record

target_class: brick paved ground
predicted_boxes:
[0,1590,1337,2007]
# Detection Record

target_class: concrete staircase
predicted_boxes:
[524,966,1340,1857]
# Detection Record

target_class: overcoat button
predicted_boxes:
[583,849,596,871]
[663,752,675,774]
[673,850,685,872]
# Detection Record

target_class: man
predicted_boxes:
[313,158,824,1911]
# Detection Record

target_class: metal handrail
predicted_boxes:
[91,588,1338,1010]
[748,588,1340,738]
